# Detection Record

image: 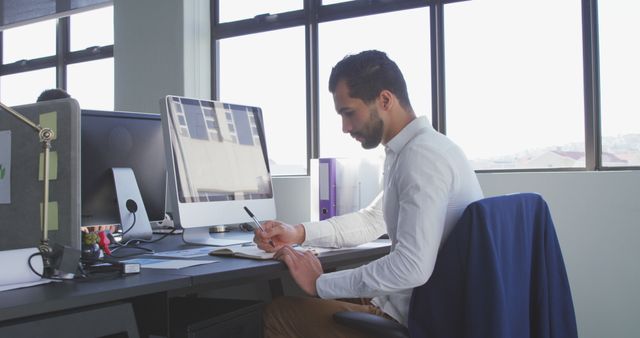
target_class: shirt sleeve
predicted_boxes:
[316,145,455,299]
[302,191,386,248]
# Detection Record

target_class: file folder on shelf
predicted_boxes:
[318,158,336,220]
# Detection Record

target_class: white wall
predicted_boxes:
[272,176,310,225]
[114,0,210,113]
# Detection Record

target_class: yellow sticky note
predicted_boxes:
[39,111,58,140]
[38,151,58,181]
[40,200,59,232]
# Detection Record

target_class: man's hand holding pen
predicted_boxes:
[243,206,276,248]
[252,220,306,252]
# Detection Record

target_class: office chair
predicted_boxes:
[334,193,578,338]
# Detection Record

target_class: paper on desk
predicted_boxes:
[153,247,213,258]
[122,258,218,269]
[0,247,52,292]
[0,279,54,292]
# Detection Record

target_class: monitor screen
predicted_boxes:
[160,96,276,246]
[81,110,166,228]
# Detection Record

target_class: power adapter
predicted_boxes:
[85,261,141,275]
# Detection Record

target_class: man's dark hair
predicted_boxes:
[328,50,412,110]
[37,88,70,102]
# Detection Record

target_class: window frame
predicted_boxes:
[212,0,640,174]
[211,0,465,175]
[0,13,114,101]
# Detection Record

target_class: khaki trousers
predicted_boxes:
[263,296,391,338]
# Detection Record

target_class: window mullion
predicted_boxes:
[211,0,220,100]
[581,0,602,171]
[431,4,446,133]
[57,16,70,89]
[306,0,320,168]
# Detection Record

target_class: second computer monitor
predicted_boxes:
[81,110,166,234]
[160,96,276,246]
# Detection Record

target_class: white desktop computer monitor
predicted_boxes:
[160,95,276,246]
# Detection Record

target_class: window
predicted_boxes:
[70,6,114,52]
[2,19,56,64]
[214,1,434,175]
[218,0,302,23]
[67,58,114,110]
[1,6,114,108]
[318,8,430,160]
[598,1,640,167]
[0,68,56,106]
[213,0,639,174]
[445,0,585,170]
[218,27,307,175]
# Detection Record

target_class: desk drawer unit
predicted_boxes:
[169,297,263,338]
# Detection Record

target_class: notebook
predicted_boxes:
[209,244,327,260]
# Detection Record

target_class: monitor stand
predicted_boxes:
[112,167,153,241]
[181,227,251,246]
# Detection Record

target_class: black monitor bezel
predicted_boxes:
[81,109,166,227]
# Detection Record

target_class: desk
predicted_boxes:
[0,232,390,337]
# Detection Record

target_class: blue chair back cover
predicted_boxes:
[408,193,578,338]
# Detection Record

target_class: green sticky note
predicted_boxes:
[38,151,58,181]
[39,111,58,140]
[40,200,59,231]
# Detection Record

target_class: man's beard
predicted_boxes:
[352,107,383,149]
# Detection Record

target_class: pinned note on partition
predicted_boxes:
[38,151,58,181]
[39,111,58,140]
[40,201,59,231]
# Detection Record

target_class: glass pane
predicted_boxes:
[445,0,585,170]
[67,58,114,110]
[70,6,114,51]
[0,68,56,106]
[318,8,430,160]
[2,20,56,64]
[599,1,640,167]
[218,0,302,23]
[219,27,306,175]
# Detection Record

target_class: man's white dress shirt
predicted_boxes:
[302,116,484,325]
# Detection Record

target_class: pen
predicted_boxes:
[243,206,275,248]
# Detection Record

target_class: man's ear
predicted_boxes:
[379,90,393,110]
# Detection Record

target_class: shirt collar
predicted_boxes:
[385,116,430,154]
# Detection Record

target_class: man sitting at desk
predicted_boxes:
[254,50,483,338]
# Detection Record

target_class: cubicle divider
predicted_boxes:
[0,98,81,251]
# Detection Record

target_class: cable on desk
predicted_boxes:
[106,227,176,258]
[117,210,137,238]
[27,252,46,278]
[27,252,78,281]
[107,241,154,258]
[134,228,177,243]
[27,250,140,281]
[109,222,177,258]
